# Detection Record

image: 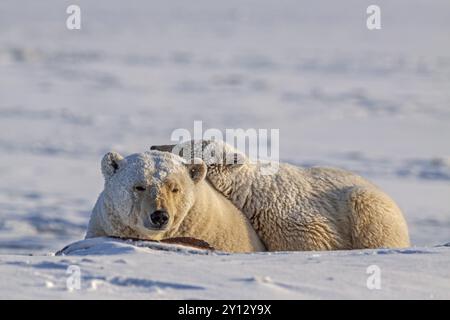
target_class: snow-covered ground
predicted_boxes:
[0,0,449,299]
[1,238,449,299]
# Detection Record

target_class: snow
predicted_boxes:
[1,238,449,299]
[0,0,449,299]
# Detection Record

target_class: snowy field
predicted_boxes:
[0,0,449,299]
[1,238,449,299]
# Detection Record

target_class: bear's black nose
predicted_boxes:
[150,210,169,228]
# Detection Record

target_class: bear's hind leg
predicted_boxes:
[346,187,410,249]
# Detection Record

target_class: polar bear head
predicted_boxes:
[100,150,207,240]
[151,140,250,198]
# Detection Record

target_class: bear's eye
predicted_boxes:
[134,186,146,192]
[172,187,180,193]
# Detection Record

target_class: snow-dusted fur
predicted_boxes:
[152,140,410,251]
[86,151,265,253]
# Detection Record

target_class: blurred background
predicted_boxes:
[0,0,449,254]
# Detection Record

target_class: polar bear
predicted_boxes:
[86,150,266,253]
[151,140,410,251]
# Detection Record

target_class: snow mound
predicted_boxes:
[56,237,217,256]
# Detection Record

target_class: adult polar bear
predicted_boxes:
[86,150,265,253]
[152,140,410,251]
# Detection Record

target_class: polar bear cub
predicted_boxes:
[152,140,410,251]
[86,150,265,253]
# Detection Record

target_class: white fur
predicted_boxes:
[86,151,265,253]
[165,140,410,251]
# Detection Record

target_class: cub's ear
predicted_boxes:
[184,159,207,184]
[101,152,124,179]
[150,144,176,153]
[151,144,186,158]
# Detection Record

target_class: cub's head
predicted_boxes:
[151,139,248,198]
[100,150,206,240]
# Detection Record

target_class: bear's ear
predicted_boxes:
[184,159,207,184]
[150,144,176,153]
[101,152,124,180]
